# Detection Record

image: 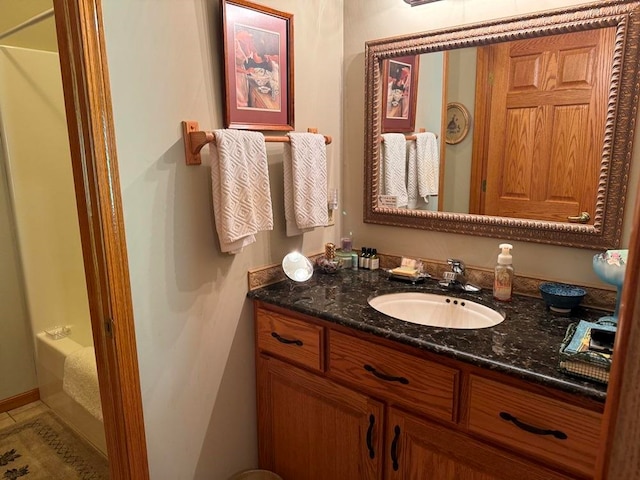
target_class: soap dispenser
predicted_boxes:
[493,243,514,301]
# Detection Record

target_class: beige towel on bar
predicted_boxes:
[407,132,439,207]
[283,132,329,236]
[381,133,408,208]
[210,129,273,253]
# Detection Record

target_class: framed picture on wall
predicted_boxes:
[445,102,470,144]
[381,55,420,133]
[221,0,294,131]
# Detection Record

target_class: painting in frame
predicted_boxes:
[221,0,294,131]
[381,55,419,133]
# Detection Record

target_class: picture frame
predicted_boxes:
[221,0,294,131]
[445,102,470,145]
[381,55,419,133]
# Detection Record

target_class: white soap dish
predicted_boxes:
[44,325,71,340]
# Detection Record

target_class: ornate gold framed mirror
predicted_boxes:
[364,1,640,249]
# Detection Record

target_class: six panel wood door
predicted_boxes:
[257,355,384,480]
[482,28,615,222]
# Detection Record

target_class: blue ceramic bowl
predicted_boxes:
[539,282,586,313]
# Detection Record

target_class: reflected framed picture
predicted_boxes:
[221,0,294,131]
[381,55,420,133]
[445,102,470,144]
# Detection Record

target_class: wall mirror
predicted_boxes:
[364,1,640,249]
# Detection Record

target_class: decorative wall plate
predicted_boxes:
[445,102,470,145]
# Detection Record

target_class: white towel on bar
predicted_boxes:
[381,133,408,208]
[210,129,273,253]
[407,132,439,206]
[283,132,328,236]
[63,346,103,422]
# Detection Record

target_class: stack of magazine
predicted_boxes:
[558,320,616,384]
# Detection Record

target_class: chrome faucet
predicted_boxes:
[439,258,481,292]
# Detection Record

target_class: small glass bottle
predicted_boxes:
[370,249,380,270]
[363,248,372,270]
[359,248,367,269]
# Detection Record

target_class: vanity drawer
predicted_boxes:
[467,375,602,478]
[256,309,324,372]
[328,330,458,422]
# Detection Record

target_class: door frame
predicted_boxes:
[52,1,149,478]
[596,163,640,477]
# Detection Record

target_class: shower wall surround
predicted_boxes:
[0,46,92,405]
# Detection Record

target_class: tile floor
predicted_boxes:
[0,400,50,430]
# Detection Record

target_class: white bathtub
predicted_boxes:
[35,332,107,455]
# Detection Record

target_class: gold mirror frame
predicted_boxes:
[364,0,640,249]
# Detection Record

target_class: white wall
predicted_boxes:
[344,0,640,287]
[0,46,92,348]
[0,126,36,400]
[0,0,56,52]
[101,1,343,478]
[443,47,476,214]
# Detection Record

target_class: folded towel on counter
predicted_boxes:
[211,129,273,253]
[63,346,103,422]
[407,132,439,207]
[381,133,408,208]
[283,132,328,236]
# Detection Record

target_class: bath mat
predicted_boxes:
[0,411,108,479]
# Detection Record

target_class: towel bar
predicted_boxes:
[182,121,332,165]
[379,128,438,143]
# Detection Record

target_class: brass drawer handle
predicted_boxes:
[363,364,409,384]
[567,212,590,223]
[271,332,303,346]
[499,412,568,440]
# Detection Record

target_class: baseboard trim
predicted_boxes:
[0,389,40,414]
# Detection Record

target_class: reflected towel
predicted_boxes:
[407,132,439,206]
[381,133,408,207]
[211,130,273,253]
[63,346,103,422]
[283,132,328,236]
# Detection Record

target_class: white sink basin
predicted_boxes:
[368,292,505,329]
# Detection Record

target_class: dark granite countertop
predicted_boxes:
[248,268,609,402]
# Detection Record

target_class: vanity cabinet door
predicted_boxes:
[257,355,384,480]
[385,407,572,480]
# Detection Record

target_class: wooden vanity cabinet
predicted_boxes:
[254,303,601,480]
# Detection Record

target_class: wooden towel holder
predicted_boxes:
[379,128,438,143]
[182,120,332,165]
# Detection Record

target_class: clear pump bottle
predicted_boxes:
[493,243,514,301]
